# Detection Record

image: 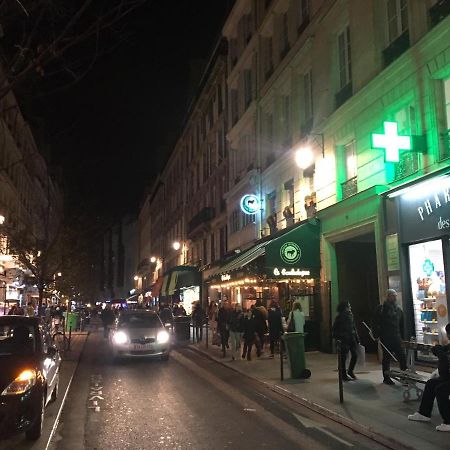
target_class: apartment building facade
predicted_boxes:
[142,0,450,353]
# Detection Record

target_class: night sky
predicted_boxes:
[46,1,231,221]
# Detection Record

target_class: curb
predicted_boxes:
[188,344,414,450]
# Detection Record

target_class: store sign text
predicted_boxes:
[221,274,231,281]
[273,268,310,277]
[417,188,450,221]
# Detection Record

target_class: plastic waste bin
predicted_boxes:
[65,312,79,332]
[173,315,191,341]
[282,332,311,379]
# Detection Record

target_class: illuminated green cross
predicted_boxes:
[371,121,411,162]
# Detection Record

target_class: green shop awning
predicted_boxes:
[161,266,201,296]
[265,221,320,278]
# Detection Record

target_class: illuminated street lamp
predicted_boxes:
[0,215,5,225]
[172,241,181,251]
[133,275,139,281]
[295,146,315,169]
[150,256,157,263]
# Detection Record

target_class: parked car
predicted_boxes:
[0,316,60,440]
[109,310,170,361]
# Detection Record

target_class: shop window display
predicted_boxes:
[409,239,449,361]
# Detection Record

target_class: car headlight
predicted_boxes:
[113,330,128,345]
[156,330,170,344]
[1,370,36,395]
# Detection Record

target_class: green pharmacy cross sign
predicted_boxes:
[422,259,435,277]
[371,121,412,162]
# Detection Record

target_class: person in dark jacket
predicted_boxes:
[241,309,257,361]
[408,323,450,432]
[217,301,231,357]
[267,301,283,357]
[251,303,265,356]
[192,302,206,342]
[229,303,243,360]
[332,301,359,381]
[372,289,407,384]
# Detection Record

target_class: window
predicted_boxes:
[219,226,227,257]
[387,0,408,44]
[217,84,223,113]
[230,208,241,234]
[231,89,239,125]
[298,0,310,32]
[338,26,352,90]
[303,70,313,126]
[242,212,256,227]
[218,128,227,163]
[244,69,252,108]
[394,105,419,180]
[344,140,357,180]
[281,13,289,56]
[281,95,291,143]
[264,37,274,80]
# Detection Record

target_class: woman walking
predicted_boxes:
[332,301,359,381]
[287,301,305,333]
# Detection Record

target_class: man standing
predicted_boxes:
[372,289,407,384]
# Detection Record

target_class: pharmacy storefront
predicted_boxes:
[386,172,450,361]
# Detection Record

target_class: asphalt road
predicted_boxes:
[1,325,393,450]
[40,330,390,450]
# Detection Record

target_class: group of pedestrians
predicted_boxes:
[208,299,305,360]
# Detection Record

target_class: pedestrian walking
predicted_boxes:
[242,309,257,361]
[229,303,244,360]
[208,301,218,342]
[268,301,283,358]
[252,300,267,355]
[372,288,407,384]
[332,301,360,381]
[217,301,231,357]
[192,301,206,342]
[287,301,305,333]
[408,323,450,432]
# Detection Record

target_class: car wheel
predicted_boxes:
[161,354,169,361]
[26,393,45,440]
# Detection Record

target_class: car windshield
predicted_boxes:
[0,323,36,356]
[119,314,161,328]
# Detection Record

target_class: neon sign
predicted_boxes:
[371,121,411,162]
[240,194,260,214]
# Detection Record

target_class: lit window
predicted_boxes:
[387,0,408,43]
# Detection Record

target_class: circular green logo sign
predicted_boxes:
[280,242,301,264]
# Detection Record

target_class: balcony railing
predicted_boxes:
[394,153,419,181]
[429,0,450,28]
[341,176,358,200]
[383,31,410,67]
[335,82,353,109]
[187,207,215,236]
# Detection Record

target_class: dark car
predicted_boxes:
[0,316,61,441]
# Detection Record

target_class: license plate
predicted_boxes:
[133,344,149,350]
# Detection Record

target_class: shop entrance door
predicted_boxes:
[335,233,379,353]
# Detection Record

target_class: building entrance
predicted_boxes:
[335,233,379,353]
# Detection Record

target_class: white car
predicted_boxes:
[109,310,171,361]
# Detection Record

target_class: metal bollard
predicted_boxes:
[337,340,344,403]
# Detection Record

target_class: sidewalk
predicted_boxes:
[62,330,89,362]
[188,333,448,450]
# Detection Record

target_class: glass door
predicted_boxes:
[408,239,448,361]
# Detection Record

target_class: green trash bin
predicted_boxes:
[65,312,79,332]
[282,332,311,379]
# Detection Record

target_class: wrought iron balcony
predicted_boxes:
[187,207,215,237]
[430,0,450,28]
[383,31,410,67]
[341,176,357,200]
